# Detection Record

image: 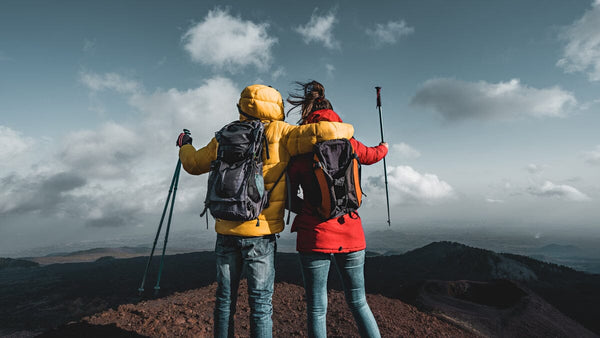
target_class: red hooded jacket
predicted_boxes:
[289,109,388,253]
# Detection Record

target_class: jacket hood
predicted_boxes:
[304,109,343,124]
[238,84,285,121]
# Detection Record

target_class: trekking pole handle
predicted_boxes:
[183,128,191,135]
[376,87,382,108]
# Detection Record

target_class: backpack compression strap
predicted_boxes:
[237,104,270,160]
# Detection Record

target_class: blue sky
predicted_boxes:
[1,1,599,255]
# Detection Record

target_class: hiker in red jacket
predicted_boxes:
[287,80,388,338]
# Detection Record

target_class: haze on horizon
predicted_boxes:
[1,1,599,256]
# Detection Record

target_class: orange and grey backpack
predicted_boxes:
[312,138,363,219]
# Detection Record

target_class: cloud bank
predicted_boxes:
[295,9,340,49]
[411,78,576,121]
[1,73,240,230]
[557,1,600,81]
[183,8,277,71]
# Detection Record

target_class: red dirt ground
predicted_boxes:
[64,281,476,337]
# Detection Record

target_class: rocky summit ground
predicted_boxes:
[40,280,475,338]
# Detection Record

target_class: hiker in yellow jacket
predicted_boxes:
[176,84,353,338]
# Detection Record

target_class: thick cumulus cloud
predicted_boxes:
[411,78,576,121]
[557,1,600,81]
[295,9,340,49]
[129,76,239,143]
[368,165,453,204]
[182,8,277,71]
[366,20,414,46]
[59,122,142,179]
[527,181,590,201]
[2,73,239,229]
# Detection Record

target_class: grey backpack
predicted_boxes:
[201,120,283,225]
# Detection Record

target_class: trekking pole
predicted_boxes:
[376,87,391,227]
[137,129,190,295]
[137,159,181,295]
[153,160,181,295]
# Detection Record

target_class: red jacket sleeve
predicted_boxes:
[350,138,388,165]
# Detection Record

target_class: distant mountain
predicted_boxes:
[0,257,39,270]
[531,243,586,257]
[26,246,194,265]
[404,279,596,337]
[364,241,600,335]
[45,246,150,257]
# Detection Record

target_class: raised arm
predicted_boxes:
[350,138,388,165]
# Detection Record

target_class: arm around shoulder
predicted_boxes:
[284,121,355,156]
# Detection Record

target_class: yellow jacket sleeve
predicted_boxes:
[178,137,218,175]
[282,121,355,156]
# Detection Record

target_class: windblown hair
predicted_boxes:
[287,80,333,124]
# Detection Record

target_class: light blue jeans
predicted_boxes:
[299,250,381,338]
[214,234,276,338]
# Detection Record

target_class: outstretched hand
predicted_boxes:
[176,133,193,147]
[379,142,388,149]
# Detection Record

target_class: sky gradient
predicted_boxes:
[1,1,599,256]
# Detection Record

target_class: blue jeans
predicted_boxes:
[299,250,381,338]
[214,234,276,338]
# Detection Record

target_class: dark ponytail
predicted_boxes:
[287,80,333,124]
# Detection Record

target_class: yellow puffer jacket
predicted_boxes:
[179,84,354,236]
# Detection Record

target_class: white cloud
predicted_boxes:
[79,71,141,94]
[295,9,340,49]
[59,122,142,179]
[366,20,414,46]
[557,2,600,81]
[527,181,590,201]
[393,142,421,159]
[130,76,239,143]
[368,165,453,204]
[582,145,600,165]
[485,198,505,203]
[0,126,35,168]
[182,8,277,71]
[1,74,240,229]
[411,78,577,121]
